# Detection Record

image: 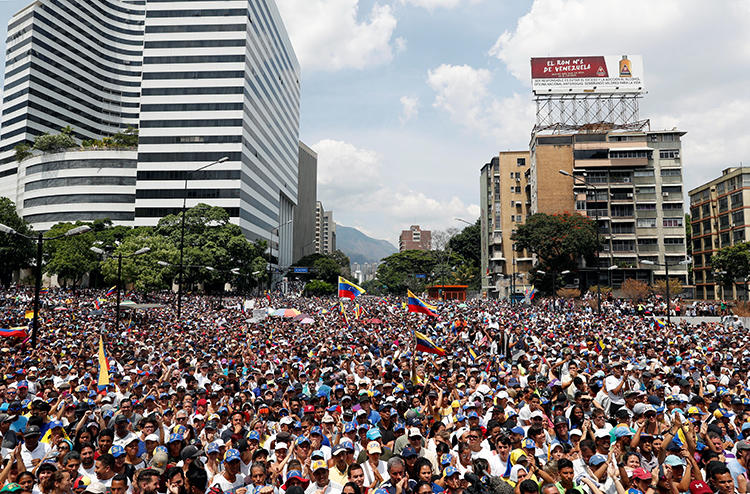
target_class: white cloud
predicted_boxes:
[275,0,399,71]
[488,0,750,191]
[427,64,534,148]
[400,0,484,9]
[312,139,479,240]
[394,37,407,54]
[399,96,419,124]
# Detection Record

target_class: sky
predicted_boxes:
[2,0,750,244]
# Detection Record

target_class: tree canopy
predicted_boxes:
[0,198,34,285]
[512,212,599,271]
[711,242,750,286]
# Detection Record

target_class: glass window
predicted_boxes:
[637,218,656,228]
[659,149,680,159]
[634,170,654,177]
[663,218,683,228]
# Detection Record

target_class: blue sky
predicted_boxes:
[3,0,750,244]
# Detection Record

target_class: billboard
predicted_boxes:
[531,55,645,95]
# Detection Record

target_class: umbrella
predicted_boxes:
[299,317,314,324]
[271,308,301,318]
[366,318,384,324]
[293,313,311,321]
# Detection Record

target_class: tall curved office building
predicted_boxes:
[0,0,300,267]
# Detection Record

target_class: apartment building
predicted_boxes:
[398,225,431,252]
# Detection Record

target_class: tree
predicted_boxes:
[557,288,581,298]
[376,250,440,294]
[14,143,31,162]
[33,126,76,153]
[100,232,179,293]
[43,222,97,286]
[711,242,750,288]
[651,278,684,298]
[512,213,599,271]
[313,257,341,284]
[329,250,351,277]
[304,279,335,296]
[447,219,481,267]
[0,198,34,285]
[621,278,649,300]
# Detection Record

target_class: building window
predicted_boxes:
[702,204,710,217]
[663,218,683,228]
[720,215,729,229]
[660,169,681,177]
[719,197,729,212]
[734,229,746,242]
[637,186,655,194]
[637,203,656,210]
[717,182,726,194]
[610,150,650,159]
[634,170,655,177]
[637,218,656,228]
[664,238,684,245]
[659,149,680,159]
[733,210,745,226]
[517,158,525,166]
[732,192,744,207]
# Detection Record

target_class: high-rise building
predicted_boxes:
[0,0,300,268]
[293,142,317,263]
[398,225,431,252]
[479,152,533,298]
[0,0,145,216]
[134,0,300,267]
[689,167,750,300]
[544,129,688,287]
[315,201,335,254]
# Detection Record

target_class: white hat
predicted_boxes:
[530,410,544,419]
[496,391,509,400]
[322,413,334,424]
[367,441,382,454]
[408,427,422,438]
[595,429,610,439]
[280,416,294,425]
[275,442,288,450]
[144,434,159,442]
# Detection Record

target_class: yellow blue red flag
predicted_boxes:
[97,335,110,389]
[407,290,438,317]
[415,331,446,356]
[338,277,365,299]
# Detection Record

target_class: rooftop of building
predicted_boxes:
[688,166,750,195]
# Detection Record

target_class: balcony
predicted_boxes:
[661,192,684,202]
[586,209,609,219]
[610,193,635,202]
[636,210,657,218]
[661,175,682,184]
[637,244,658,252]
[637,193,656,201]
[664,244,686,253]
[634,176,656,185]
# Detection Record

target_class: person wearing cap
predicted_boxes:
[361,441,389,489]
[328,444,349,487]
[20,425,49,470]
[604,363,627,418]
[726,439,750,488]
[282,470,310,491]
[405,428,437,474]
[210,449,246,494]
[305,459,340,494]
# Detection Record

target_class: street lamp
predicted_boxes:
[607,264,618,289]
[639,257,691,325]
[91,246,150,331]
[0,223,91,347]
[536,269,570,312]
[560,169,603,316]
[177,156,229,319]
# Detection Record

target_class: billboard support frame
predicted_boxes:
[533,92,645,132]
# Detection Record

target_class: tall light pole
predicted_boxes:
[91,246,150,331]
[0,223,91,348]
[559,170,602,316]
[177,156,228,319]
[639,258,691,325]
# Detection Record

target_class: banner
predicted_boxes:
[531,55,645,95]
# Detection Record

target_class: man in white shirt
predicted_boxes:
[210,449,247,494]
[20,425,49,469]
[605,362,626,416]
[305,459,342,494]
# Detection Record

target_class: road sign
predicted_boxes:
[415,274,426,279]
[293,267,309,273]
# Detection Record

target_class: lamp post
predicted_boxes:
[91,246,150,331]
[537,269,570,312]
[559,169,603,316]
[639,257,691,325]
[177,156,228,319]
[607,264,619,291]
[0,223,91,348]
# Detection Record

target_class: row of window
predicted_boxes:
[23,193,135,207]
[25,176,135,191]
[144,39,244,49]
[44,0,143,42]
[139,103,243,113]
[144,23,245,33]
[139,135,242,145]
[24,211,134,223]
[146,8,246,18]
[137,151,242,163]
[26,159,135,175]
[634,218,684,228]
[143,55,245,65]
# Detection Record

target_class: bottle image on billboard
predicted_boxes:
[619,56,632,77]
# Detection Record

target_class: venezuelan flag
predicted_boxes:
[354,304,365,320]
[594,339,605,353]
[407,290,438,317]
[94,298,100,310]
[468,346,478,362]
[24,310,34,320]
[654,318,666,329]
[0,327,28,338]
[338,277,365,299]
[39,288,49,295]
[105,286,116,297]
[415,331,446,356]
[97,335,110,389]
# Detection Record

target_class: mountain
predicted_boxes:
[336,224,397,264]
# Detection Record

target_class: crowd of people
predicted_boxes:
[0,286,746,494]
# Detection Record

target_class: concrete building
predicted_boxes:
[479,152,533,298]
[548,128,689,287]
[315,201,335,254]
[0,0,144,210]
[689,167,750,300]
[399,225,431,252]
[293,142,317,262]
[0,0,301,268]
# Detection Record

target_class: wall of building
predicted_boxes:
[532,138,575,215]
[293,142,317,263]
[399,225,431,251]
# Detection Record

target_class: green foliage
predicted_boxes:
[0,198,34,284]
[711,242,750,287]
[81,127,139,150]
[447,219,481,267]
[33,126,76,153]
[43,222,97,286]
[304,279,335,296]
[100,233,178,293]
[329,250,352,277]
[313,257,342,284]
[512,213,599,271]
[376,250,440,294]
[14,143,31,162]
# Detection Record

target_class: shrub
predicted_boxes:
[621,278,649,300]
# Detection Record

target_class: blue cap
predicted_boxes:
[155,445,168,454]
[48,420,63,429]
[373,490,389,494]
[510,426,525,435]
[522,438,536,449]
[468,411,479,419]
[17,381,28,389]
[443,466,460,478]
[401,446,418,458]
[440,453,453,465]
[247,431,260,441]
[344,422,356,433]
[393,422,405,432]
[224,448,241,463]
[366,428,382,440]
[109,445,125,458]
[206,442,220,454]
[310,426,322,436]
[296,435,310,445]
[589,454,607,466]
[613,426,633,439]
[340,440,355,451]
[168,433,184,443]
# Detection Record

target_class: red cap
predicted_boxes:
[196,399,207,406]
[690,481,712,494]
[631,468,651,481]
[303,405,315,414]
